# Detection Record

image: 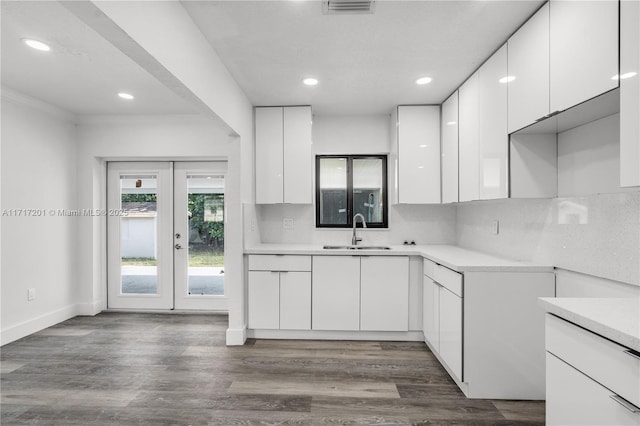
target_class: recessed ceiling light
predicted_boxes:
[419,144,428,148]
[499,76,516,84]
[446,121,457,126]
[415,77,432,85]
[303,78,318,86]
[118,92,135,100]
[612,72,638,80]
[22,38,51,52]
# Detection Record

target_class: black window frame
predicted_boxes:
[315,154,388,229]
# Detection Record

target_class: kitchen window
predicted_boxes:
[315,155,388,228]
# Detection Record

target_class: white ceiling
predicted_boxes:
[0,1,198,116]
[1,1,546,118]
[183,0,546,115]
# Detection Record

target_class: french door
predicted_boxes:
[107,162,227,310]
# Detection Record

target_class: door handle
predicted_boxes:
[175,244,183,250]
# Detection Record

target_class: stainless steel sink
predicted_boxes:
[322,245,391,250]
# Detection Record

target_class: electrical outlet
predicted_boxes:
[283,218,294,230]
[27,288,36,301]
[251,218,256,231]
[491,220,499,235]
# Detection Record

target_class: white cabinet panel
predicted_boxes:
[255,107,284,204]
[620,0,640,187]
[507,3,550,133]
[441,92,459,204]
[546,353,640,426]
[550,0,619,113]
[247,255,311,272]
[478,44,508,200]
[279,271,311,330]
[439,287,463,382]
[312,256,361,331]
[458,73,480,202]
[422,276,439,352]
[283,106,312,203]
[360,256,409,332]
[397,105,441,204]
[247,271,280,329]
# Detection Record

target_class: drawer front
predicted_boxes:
[434,264,463,297]
[248,255,311,272]
[546,314,640,408]
[423,258,436,279]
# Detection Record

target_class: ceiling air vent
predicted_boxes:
[323,0,375,14]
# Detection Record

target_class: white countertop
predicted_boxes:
[244,244,553,273]
[539,297,640,352]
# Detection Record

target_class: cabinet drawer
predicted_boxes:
[423,258,436,279]
[546,314,640,408]
[248,255,311,272]
[435,265,463,297]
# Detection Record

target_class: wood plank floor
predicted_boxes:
[1,313,545,425]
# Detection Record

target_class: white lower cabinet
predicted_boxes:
[422,257,555,399]
[313,255,409,332]
[439,286,463,382]
[312,256,361,331]
[247,255,311,330]
[546,353,640,426]
[422,259,463,382]
[360,256,409,331]
[546,314,640,425]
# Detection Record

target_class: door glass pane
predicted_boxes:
[187,174,224,296]
[353,158,384,224]
[120,174,158,294]
[318,157,348,225]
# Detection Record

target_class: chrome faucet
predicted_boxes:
[352,213,367,245]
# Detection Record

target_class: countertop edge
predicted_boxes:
[539,298,640,352]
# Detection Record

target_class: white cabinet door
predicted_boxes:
[255,107,284,204]
[620,0,640,187]
[439,286,463,382]
[247,271,280,329]
[397,106,441,204]
[441,92,459,204]
[283,106,312,203]
[546,353,640,426]
[458,72,480,202]
[478,44,508,200]
[507,2,550,133]
[279,271,311,330]
[312,256,361,331]
[360,256,409,331]
[550,0,619,113]
[422,276,440,352]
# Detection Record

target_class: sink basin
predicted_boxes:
[322,245,391,250]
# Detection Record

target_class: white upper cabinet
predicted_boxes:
[620,0,640,187]
[441,91,459,204]
[396,105,441,204]
[507,3,550,133]
[478,44,509,200]
[255,106,312,204]
[458,72,480,202]
[549,0,619,114]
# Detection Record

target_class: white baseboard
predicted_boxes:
[75,300,103,316]
[226,326,247,346]
[247,329,425,342]
[0,304,78,346]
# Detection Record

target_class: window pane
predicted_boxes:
[318,157,348,225]
[353,158,384,224]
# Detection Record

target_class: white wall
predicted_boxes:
[75,115,241,316]
[1,91,78,345]
[254,114,457,246]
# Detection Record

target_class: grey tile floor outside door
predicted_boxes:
[0,313,544,425]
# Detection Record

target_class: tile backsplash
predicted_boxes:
[456,191,640,285]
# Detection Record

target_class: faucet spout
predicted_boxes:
[352,213,367,245]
